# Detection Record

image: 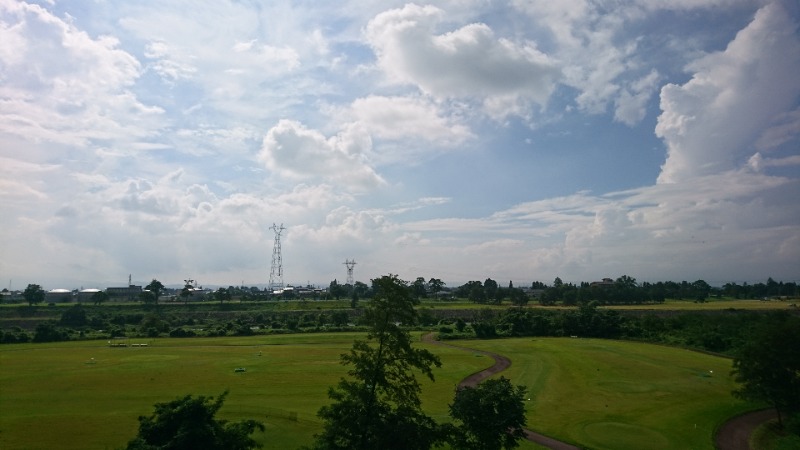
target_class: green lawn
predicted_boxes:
[0,334,753,450]
[456,337,756,450]
[0,333,490,450]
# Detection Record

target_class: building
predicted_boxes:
[589,278,615,288]
[77,288,102,302]
[106,285,142,301]
[46,288,73,303]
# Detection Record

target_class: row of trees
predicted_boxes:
[454,275,797,306]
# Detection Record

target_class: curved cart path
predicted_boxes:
[714,408,777,450]
[422,333,580,450]
[424,333,776,450]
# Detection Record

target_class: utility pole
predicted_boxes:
[269,223,286,293]
[343,259,357,286]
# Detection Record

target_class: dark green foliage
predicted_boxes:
[60,304,87,327]
[126,391,263,450]
[448,377,528,450]
[732,313,800,425]
[311,274,442,450]
[145,279,164,306]
[92,290,109,305]
[23,284,45,306]
[33,321,69,342]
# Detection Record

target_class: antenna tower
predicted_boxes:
[343,259,357,286]
[269,223,286,293]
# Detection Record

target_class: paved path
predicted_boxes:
[714,408,777,450]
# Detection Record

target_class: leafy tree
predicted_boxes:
[732,313,800,426]
[329,279,346,300]
[311,274,442,450]
[180,284,194,303]
[145,279,165,306]
[447,377,528,450]
[92,290,109,306]
[23,284,45,306]
[427,278,445,298]
[484,278,499,303]
[509,288,528,307]
[412,277,428,299]
[60,304,87,327]
[215,287,232,305]
[125,391,263,450]
[33,321,69,342]
[692,279,711,302]
[353,281,370,299]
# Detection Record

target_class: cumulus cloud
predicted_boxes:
[259,120,386,192]
[656,2,800,183]
[346,95,473,145]
[365,4,560,120]
[0,1,163,146]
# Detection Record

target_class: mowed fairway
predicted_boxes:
[0,333,497,450]
[458,337,755,450]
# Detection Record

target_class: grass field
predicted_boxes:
[0,334,753,450]
[0,333,496,450]
[457,337,756,450]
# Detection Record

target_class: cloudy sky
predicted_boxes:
[2,0,799,290]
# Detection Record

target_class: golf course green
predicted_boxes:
[0,334,753,449]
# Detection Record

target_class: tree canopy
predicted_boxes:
[448,377,528,450]
[125,391,263,450]
[732,313,800,425]
[145,279,165,306]
[23,284,45,306]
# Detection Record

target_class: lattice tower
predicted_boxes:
[343,259,357,286]
[269,223,286,292]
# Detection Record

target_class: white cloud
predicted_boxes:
[0,1,163,147]
[365,4,560,121]
[344,95,473,145]
[614,70,661,125]
[258,120,386,192]
[656,2,800,183]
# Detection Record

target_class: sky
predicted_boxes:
[1,0,799,290]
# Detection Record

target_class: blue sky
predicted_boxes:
[1,0,799,290]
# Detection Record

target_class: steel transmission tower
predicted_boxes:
[343,259,357,286]
[268,223,286,293]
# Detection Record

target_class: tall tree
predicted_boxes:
[23,284,45,306]
[412,277,428,299]
[732,313,800,426]
[311,274,442,450]
[484,278,499,302]
[145,279,165,306]
[125,391,263,450]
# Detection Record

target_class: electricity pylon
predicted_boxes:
[269,223,286,293]
[343,259,356,286]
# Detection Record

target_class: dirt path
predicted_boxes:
[714,408,777,450]
[422,333,580,450]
